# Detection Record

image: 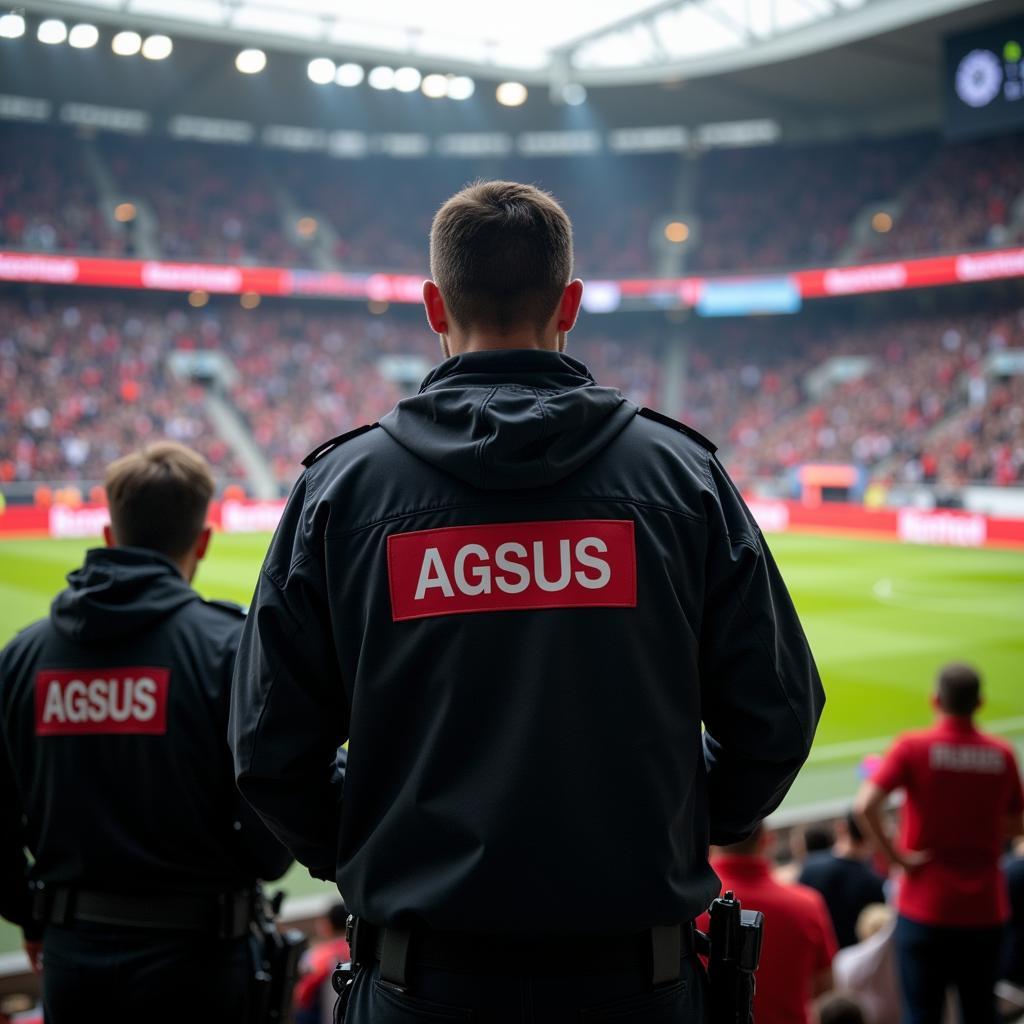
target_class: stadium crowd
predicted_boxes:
[2,125,1022,276]
[0,125,122,257]
[2,293,1022,491]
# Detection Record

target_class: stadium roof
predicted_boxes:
[16,0,999,84]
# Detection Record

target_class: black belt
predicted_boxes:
[31,884,253,939]
[348,918,695,989]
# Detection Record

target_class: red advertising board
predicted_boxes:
[2,498,1023,549]
[2,246,1022,306]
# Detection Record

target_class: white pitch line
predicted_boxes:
[809,715,1024,764]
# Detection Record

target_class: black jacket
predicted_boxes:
[0,547,292,934]
[230,349,824,934]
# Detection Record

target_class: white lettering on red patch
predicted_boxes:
[387,519,637,621]
[35,668,170,736]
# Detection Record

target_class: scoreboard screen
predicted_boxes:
[945,15,1024,139]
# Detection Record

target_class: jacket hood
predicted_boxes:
[379,349,637,490]
[51,547,199,644]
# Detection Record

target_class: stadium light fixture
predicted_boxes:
[421,74,448,99]
[68,24,99,49]
[141,34,172,60]
[37,19,68,45]
[871,211,894,233]
[114,202,137,223]
[447,76,475,101]
[496,81,527,107]
[393,67,422,93]
[335,63,364,87]
[664,221,690,243]
[562,83,587,106]
[368,66,396,90]
[111,30,142,56]
[235,48,266,74]
[296,216,318,237]
[0,13,26,39]
[307,57,336,84]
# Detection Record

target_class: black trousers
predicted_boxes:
[894,915,1005,1024]
[342,956,708,1023]
[42,921,253,1024]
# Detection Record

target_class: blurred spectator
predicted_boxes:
[799,812,886,949]
[1003,838,1024,988]
[293,901,349,1024]
[702,825,838,1024]
[833,905,901,1024]
[815,992,867,1024]
[855,663,1024,1024]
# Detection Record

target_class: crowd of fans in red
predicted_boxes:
[1,124,1021,274]
[2,294,1021,492]
[684,307,1024,489]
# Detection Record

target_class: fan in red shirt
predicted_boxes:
[699,825,838,1024]
[294,902,351,1024]
[856,662,1024,1024]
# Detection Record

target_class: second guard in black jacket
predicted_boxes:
[230,181,825,1022]
[0,442,292,1023]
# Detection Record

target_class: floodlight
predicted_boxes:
[141,34,172,60]
[236,49,266,74]
[38,19,68,45]
[112,31,142,56]
[307,57,336,84]
[69,24,99,49]
[335,63,364,87]
[368,66,395,90]
[562,83,586,106]
[393,67,421,93]
[447,76,475,100]
[0,14,26,39]
[496,81,527,107]
[421,74,448,99]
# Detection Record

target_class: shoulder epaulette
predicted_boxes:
[301,423,379,468]
[638,408,717,454]
[205,598,246,619]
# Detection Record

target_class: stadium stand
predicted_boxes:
[3,126,1022,275]
[691,135,931,272]
[0,125,123,257]
[861,132,1024,259]
[2,291,1020,491]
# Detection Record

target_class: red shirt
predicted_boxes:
[873,716,1024,927]
[700,856,837,1024]
[293,936,350,1012]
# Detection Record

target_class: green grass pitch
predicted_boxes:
[1,531,1022,955]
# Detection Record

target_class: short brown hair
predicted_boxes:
[936,662,982,716]
[105,442,215,559]
[430,180,573,335]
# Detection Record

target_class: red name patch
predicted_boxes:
[387,519,637,622]
[35,668,170,736]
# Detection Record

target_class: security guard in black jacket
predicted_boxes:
[0,442,292,1023]
[230,181,825,1022]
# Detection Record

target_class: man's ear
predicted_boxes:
[422,280,449,336]
[556,279,585,334]
[194,526,212,562]
[103,524,115,548]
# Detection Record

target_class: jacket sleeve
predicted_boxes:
[229,473,349,878]
[699,454,825,845]
[216,632,294,883]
